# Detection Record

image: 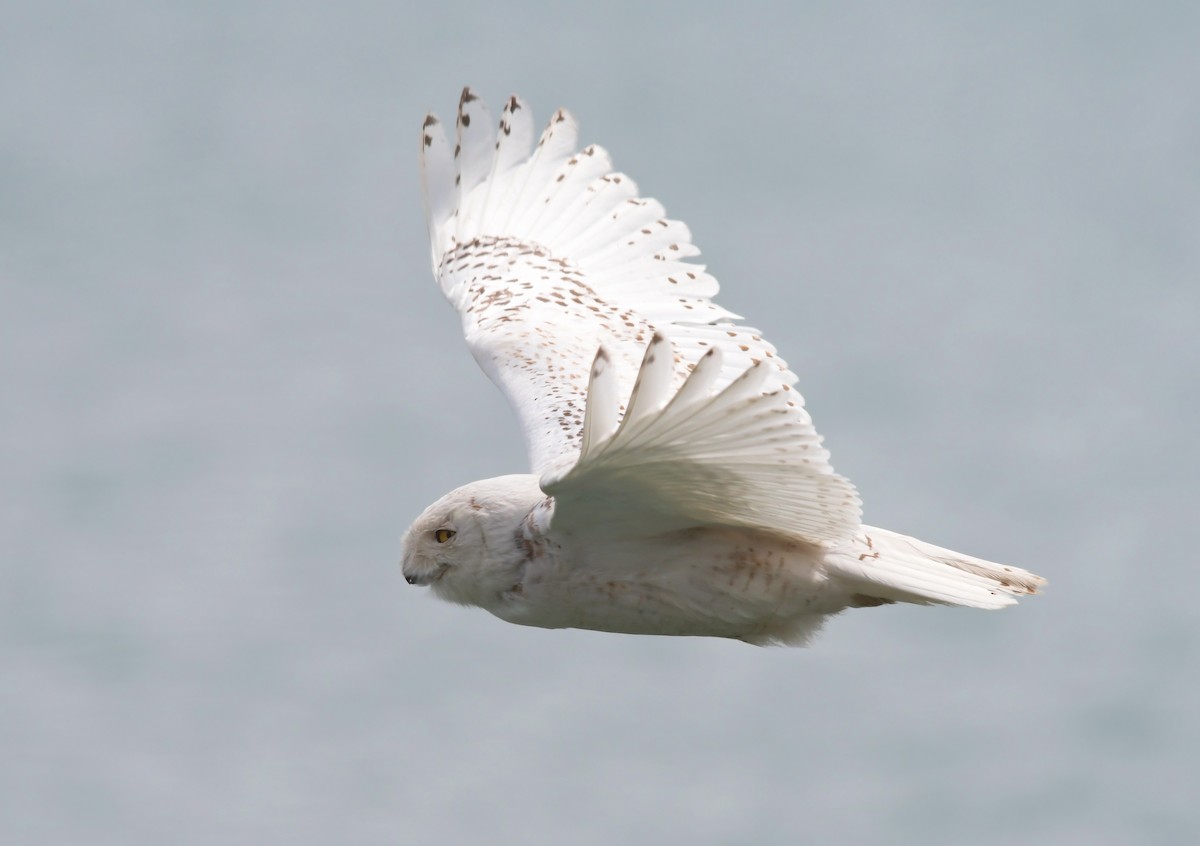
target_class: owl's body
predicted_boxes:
[403,474,1041,647]
[507,519,839,646]
[401,90,1044,646]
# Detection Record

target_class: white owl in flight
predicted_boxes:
[402,88,1043,646]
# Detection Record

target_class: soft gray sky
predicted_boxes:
[3,2,1197,844]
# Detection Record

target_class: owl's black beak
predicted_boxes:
[402,562,449,586]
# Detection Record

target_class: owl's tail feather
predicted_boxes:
[829,527,1045,610]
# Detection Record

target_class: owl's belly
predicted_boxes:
[491,525,854,645]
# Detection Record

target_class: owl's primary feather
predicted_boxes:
[404,89,1044,646]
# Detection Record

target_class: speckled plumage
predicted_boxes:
[402,89,1044,646]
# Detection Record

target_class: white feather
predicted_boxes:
[828,528,1045,608]
[579,347,618,458]
[418,116,454,265]
[620,333,674,429]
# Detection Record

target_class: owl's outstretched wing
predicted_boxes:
[420,89,860,543]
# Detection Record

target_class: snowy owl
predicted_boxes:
[401,88,1044,646]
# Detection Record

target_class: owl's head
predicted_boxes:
[401,474,544,609]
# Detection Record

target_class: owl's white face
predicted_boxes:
[401,474,544,609]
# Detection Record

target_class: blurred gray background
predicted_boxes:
[3,1,1197,844]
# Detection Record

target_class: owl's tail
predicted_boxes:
[828,527,1045,609]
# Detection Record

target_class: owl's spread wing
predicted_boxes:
[420,89,860,543]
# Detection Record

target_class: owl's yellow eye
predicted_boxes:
[434,528,455,544]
